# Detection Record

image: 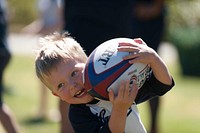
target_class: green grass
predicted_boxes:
[1,55,200,133]
[138,63,200,133]
[2,55,60,133]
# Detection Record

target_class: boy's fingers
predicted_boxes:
[124,80,130,97]
[117,80,125,99]
[108,89,114,102]
[118,42,135,47]
[130,82,138,99]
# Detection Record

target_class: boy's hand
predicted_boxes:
[108,80,138,111]
[117,38,157,66]
[108,80,139,132]
[118,38,173,86]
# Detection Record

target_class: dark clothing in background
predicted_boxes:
[63,0,133,55]
[0,0,11,106]
[131,0,166,50]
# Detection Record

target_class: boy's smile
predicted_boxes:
[74,88,87,98]
[45,60,94,104]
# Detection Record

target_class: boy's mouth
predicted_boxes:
[74,88,87,98]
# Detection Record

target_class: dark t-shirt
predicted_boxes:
[69,72,175,133]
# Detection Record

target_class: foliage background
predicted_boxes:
[8,0,37,32]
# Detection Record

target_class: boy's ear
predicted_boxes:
[52,92,59,97]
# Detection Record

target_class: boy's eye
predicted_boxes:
[58,83,64,89]
[71,71,77,77]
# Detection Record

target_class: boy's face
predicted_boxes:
[45,60,93,104]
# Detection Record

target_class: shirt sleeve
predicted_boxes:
[135,71,175,104]
[69,104,111,133]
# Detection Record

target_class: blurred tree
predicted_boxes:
[7,0,37,32]
[166,0,200,76]
[166,0,200,29]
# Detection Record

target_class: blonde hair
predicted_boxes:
[35,32,87,86]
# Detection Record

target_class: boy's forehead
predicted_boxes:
[42,77,54,91]
[47,60,77,78]
[64,59,85,70]
[42,70,59,92]
[63,57,86,64]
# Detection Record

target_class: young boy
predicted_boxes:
[35,32,174,133]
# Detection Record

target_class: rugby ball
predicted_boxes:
[83,38,150,100]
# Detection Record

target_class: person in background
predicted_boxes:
[0,0,20,132]
[22,0,63,35]
[131,0,166,133]
[63,0,133,55]
[21,0,73,133]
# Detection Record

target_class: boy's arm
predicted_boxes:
[108,81,138,133]
[118,39,174,104]
[149,51,173,86]
[118,38,173,87]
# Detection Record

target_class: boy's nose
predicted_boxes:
[68,80,77,90]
